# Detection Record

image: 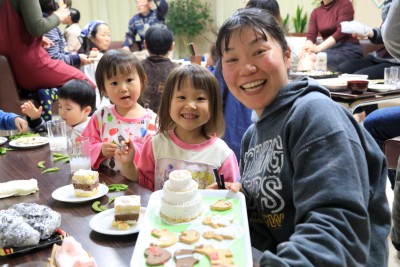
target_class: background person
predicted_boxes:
[64,7,82,52]
[0,109,28,133]
[139,25,178,113]
[122,0,168,51]
[78,20,111,108]
[300,0,363,71]
[0,0,95,93]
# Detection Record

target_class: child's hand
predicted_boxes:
[206,182,241,192]
[115,139,136,165]
[14,117,28,133]
[21,101,42,120]
[101,142,118,158]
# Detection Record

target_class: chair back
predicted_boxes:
[0,55,22,115]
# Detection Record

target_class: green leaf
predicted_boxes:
[166,0,212,43]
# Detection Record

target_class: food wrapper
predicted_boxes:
[0,179,38,198]
[341,21,372,36]
[48,236,97,267]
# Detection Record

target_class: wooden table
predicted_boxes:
[330,88,400,113]
[0,140,262,267]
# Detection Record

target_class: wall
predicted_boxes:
[70,0,383,58]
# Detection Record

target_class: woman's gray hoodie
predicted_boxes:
[240,78,391,266]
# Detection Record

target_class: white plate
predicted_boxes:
[131,190,252,267]
[318,78,348,91]
[8,136,48,148]
[339,73,369,80]
[89,207,146,235]
[368,84,394,92]
[0,136,7,145]
[51,184,109,203]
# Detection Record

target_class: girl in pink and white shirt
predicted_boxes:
[82,49,157,172]
[116,64,240,191]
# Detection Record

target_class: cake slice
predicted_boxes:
[88,48,99,60]
[72,170,99,197]
[113,195,141,230]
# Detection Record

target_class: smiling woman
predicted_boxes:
[216,8,391,266]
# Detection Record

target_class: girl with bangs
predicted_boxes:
[82,49,157,172]
[116,64,240,191]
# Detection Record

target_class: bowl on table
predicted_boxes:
[347,80,369,94]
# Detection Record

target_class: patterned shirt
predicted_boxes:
[82,105,157,172]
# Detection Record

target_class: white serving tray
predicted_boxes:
[130,189,252,267]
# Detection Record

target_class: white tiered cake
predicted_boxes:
[160,170,202,223]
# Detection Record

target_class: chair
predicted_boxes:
[384,136,400,170]
[0,54,25,115]
[0,54,58,116]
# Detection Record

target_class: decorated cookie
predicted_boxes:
[174,249,199,267]
[210,199,232,211]
[144,246,171,266]
[195,244,234,266]
[179,230,200,244]
[202,215,234,228]
[151,228,177,247]
[203,227,235,241]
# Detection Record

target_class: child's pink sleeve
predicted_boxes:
[82,115,105,170]
[218,151,240,183]
[137,137,156,191]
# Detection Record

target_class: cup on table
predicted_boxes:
[68,136,91,174]
[46,120,67,151]
[189,55,202,65]
[384,66,399,90]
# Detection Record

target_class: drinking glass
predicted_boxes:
[391,66,400,89]
[68,136,91,174]
[46,120,67,151]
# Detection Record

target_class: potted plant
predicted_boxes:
[166,0,213,57]
[292,5,308,34]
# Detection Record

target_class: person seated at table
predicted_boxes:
[21,79,96,141]
[82,49,157,173]
[64,8,82,53]
[208,8,390,266]
[40,0,91,68]
[300,0,363,71]
[0,109,28,133]
[115,64,240,191]
[122,0,169,51]
[335,0,399,122]
[139,25,178,113]
[0,0,96,92]
[78,20,111,108]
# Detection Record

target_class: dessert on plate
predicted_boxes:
[160,170,202,223]
[51,236,97,267]
[72,170,99,197]
[112,195,141,230]
[88,48,99,60]
[0,203,61,248]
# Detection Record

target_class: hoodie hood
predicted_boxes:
[257,77,331,123]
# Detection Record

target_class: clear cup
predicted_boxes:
[385,67,399,90]
[391,66,400,89]
[46,120,67,151]
[68,136,91,174]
